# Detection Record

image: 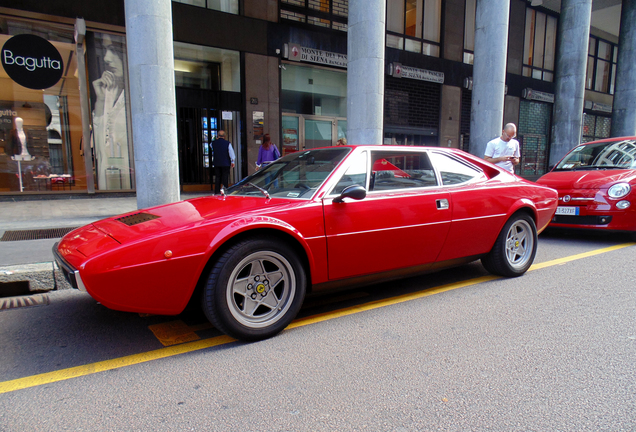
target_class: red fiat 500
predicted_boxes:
[55,146,557,341]
[536,137,636,238]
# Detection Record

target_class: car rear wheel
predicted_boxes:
[481,213,537,277]
[202,237,306,341]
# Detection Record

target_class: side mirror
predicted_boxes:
[333,185,367,203]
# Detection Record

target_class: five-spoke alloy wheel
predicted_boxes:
[482,213,537,277]
[202,237,306,341]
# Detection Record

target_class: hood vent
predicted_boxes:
[116,213,161,226]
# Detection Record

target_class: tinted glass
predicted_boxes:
[556,140,636,170]
[227,147,350,199]
[369,152,437,191]
[429,152,483,185]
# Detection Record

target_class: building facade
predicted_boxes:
[0,0,627,196]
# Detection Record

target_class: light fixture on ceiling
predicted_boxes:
[531,0,543,6]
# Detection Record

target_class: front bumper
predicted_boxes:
[52,242,87,292]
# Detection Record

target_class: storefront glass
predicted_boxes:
[281,64,346,151]
[0,17,83,193]
[86,32,133,190]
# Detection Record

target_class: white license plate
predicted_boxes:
[555,206,579,215]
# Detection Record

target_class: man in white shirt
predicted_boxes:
[484,123,521,173]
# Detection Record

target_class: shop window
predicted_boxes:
[585,36,618,94]
[522,8,557,82]
[0,18,85,193]
[86,32,134,190]
[281,64,347,117]
[387,0,441,57]
[582,113,611,143]
[173,42,240,92]
[172,0,239,14]
[280,0,348,32]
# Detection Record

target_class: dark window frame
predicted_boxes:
[279,0,348,32]
[522,6,558,82]
[586,35,618,95]
[385,0,443,58]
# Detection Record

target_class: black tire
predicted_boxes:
[481,213,538,277]
[202,237,306,341]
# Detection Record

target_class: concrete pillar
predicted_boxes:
[611,0,636,137]
[125,0,180,209]
[550,0,592,166]
[468,0,510,158]
[347,0,385,145]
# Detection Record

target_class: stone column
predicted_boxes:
[611,0,636,137]
[347,0,386,145]
[125,0,180,209]
[550,0,592,166]
[468,0,510,158]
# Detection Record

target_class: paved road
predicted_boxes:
[0,231,634,431]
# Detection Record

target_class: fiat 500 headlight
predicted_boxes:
[608,182,631,198]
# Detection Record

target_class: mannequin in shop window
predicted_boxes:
[9,117,32,160]
[91,33,131,190]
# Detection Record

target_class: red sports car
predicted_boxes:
[54,145,557,341]
[536,137,636,238]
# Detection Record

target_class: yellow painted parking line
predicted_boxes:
[0,242,633,395]
[528,243,636,271]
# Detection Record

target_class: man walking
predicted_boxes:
[210,130,235,194]
[484,123,520,174]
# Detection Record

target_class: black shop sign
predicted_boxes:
[1,34,64,90]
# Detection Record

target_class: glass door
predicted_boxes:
[305,118,333,149]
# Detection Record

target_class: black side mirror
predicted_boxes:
[333,185,367,203]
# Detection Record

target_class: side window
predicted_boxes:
[429,152,483,185]
[369,152,438,191]
[332,151,368,195]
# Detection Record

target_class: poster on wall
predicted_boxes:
[86,32,133,190]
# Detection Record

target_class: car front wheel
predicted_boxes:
[481,213,537,277]
[202,237,306,341]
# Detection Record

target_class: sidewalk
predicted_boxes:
[0,193,211,295]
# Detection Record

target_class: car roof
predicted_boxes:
[575,136,636,146]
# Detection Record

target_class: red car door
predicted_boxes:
[323,150,452,281]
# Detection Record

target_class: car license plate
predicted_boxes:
[555,206,579,215]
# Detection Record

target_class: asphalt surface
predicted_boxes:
[0,227,634,431]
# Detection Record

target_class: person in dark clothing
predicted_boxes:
[210,130,235,194]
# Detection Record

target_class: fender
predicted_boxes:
[204,215,324,285]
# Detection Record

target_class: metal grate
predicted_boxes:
[116,212,160,226]
[0,227,79,242]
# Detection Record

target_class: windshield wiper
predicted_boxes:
[247,182,270,199]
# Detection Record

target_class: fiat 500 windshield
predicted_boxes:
[226,147,351,199]
[556,139,636,171]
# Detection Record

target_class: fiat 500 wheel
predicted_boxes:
[481,213,537,277]
[202,237,306,341]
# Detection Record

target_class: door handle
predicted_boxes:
[436,199,449,210]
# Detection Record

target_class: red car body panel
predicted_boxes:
[55,145,558,316]
[536,137,636,233]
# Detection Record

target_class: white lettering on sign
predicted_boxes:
[299,47,347,68]
[2,50,62,72]
[398,65,444,84]
[524,88,555,103]
[0,109,18,118]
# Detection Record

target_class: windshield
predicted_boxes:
[555,139,636,171]
[226,147,351,199]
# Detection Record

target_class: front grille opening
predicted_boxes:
[116,212,160,226]
[0,227,79,242]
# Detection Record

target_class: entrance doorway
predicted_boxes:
[281,114,346,154]
[176,88,242,191]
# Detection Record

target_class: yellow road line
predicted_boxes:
[0,242,633,395]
